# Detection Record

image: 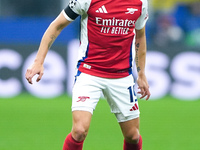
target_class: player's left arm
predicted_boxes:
[135,26,151,100]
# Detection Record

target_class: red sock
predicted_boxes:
[123,135,143,150]
[63,133,84,150]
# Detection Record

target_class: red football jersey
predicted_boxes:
[63,0,148,78]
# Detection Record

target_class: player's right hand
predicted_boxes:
[25,62,44,84]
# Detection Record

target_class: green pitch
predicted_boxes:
[0,94,199,150]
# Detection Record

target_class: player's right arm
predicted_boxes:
[25,12,71,84]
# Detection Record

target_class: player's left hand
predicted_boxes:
[137,74,151,100]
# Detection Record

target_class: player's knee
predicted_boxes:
[72,126,88,141]
[124,129,140,144]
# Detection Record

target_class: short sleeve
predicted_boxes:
[62,0,91,21]
[135,0,149,30]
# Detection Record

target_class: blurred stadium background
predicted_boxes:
[0,0,200,150]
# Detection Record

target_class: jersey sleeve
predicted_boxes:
[62,0,91,21]
[135,0,149,30]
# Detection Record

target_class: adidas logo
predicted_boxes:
[96,5,108,13]
[130,103,139,111]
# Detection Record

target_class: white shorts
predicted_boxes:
[72,73,140,122]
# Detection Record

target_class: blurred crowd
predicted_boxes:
[0,0,61,16]
[150,0,200,48]
[0,0,200,48]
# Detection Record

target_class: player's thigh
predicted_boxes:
[119,117,140,142]
[103,75,139,122]
[71,110,92,141]
[72,73,103,114]
[72,110,92,132]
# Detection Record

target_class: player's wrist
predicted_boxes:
[137,71,146,77]
[34,58,44,65]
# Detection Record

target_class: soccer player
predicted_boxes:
[25,0,151,149]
